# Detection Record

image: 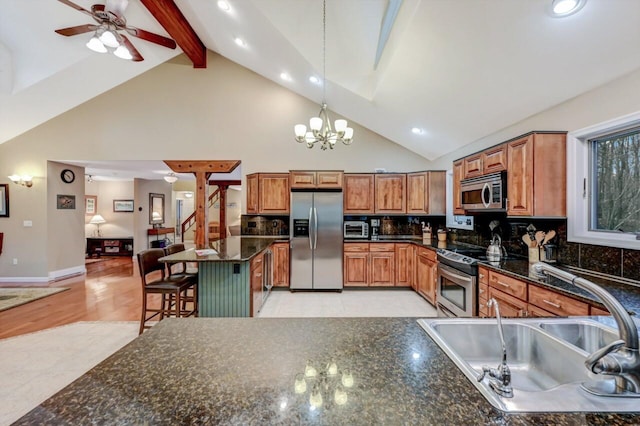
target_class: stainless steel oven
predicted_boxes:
[436,248,482,317]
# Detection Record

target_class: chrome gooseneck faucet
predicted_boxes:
[478,298,514,398]
[533,262,640,397]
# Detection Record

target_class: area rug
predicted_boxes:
[0,288,69,312]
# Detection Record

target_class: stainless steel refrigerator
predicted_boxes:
[290,191,343,290]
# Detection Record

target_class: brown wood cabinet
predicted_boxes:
[375,174,406,214]
[406,171,446,215]
[369,243,395,286]
[272,242,289,288]
[463,154,483,179]
[488,270,527,300]
[250,252,264,317]
[290,170,343,189]
[507,132,566,216]
[482,144,508,174]
[343,174,375,214]
[416,247,437,305]
[246,173,290,214]
[528,284,589,316]
[246,174,259,214]
[526,303,555,318]
[590,306,610,316]
[344,243,369,287]
[453,160,465,214]
[478,266,489,317]
[395,243,413,288]
[487,286,527,318]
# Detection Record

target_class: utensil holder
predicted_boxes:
[437,231,447,242]
[528,247,540,263]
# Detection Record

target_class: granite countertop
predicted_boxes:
[160,236,287,262]
[14,317,640,425]
[479,258,640,316]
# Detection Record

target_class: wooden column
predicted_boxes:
[219,185,227,238]
[164,161,241,249]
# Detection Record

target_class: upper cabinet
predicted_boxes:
[507,133,566,217]
[375,174,406,214]
[246,173,290,214]
[290,170,343,189]
[452,161,465,214]
[407,171,446,215]
[344,174,375,214]
[452,131,566,217]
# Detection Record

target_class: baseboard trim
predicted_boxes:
[0,265,86,283]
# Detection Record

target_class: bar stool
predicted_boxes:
[164,243,199,315]
[137,248,196,335]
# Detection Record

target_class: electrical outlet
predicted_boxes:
[12,258,18,265]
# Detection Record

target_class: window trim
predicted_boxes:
[567,111,640,250]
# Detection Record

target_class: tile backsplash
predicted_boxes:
[241,215,289,236]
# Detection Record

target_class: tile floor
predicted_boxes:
[258,288,438,318]
[1,290,437,425]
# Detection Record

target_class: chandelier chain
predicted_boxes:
[322,0,326,103]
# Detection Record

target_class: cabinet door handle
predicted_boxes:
[543,299,561,309]
[495,280,510,288]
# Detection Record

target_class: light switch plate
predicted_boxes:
[23,220,33,227]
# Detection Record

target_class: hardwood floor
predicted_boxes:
[0,257,146,339]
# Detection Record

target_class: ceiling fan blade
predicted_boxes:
[119,34,144,62]
[57,0,93,17]
[55,24,99,37]
[125,27,177,50]
[105,0,129,17]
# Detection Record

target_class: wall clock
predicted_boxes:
[61,169,75,184]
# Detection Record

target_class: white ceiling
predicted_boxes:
[2,0,640,180]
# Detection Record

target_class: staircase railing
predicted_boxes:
[181,187,220,241]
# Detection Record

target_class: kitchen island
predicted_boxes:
[13,317,640,425]
[160,236,287,317]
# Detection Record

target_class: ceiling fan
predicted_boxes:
[54,0,177,62]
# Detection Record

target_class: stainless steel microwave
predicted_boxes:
[344,221,369,239]
[460,172,506,211]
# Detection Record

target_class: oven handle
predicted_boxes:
[438,303,457,318]
[438,263,474,285]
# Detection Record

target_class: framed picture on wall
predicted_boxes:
[0,184,9,217]
[85,195,97,215]
[57,194,76,210]
[113,199,134,212]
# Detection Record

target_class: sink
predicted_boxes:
[417,318,639,412]
[538,319,619,353]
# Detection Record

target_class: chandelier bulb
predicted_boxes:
[309,117,323,131]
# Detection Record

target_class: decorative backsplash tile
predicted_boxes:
[241,215,289,236]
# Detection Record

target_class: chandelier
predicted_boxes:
[294,0,354,150]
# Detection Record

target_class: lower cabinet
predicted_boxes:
[344,243,369,287]
[272,242,290,287]
[484,269,593,318]
[369,244,395,286]
[395,243,414,288]
[343,242,399,287]
[250,253,264,316]
[416,247,437,305]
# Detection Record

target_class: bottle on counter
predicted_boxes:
[422,222,432,244]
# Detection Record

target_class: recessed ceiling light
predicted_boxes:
[217,1,231,12]
[234,37,246,47]
[550,0,586,17]
[309,76,321,85]
[411,127,424,135]
[280,72,292,82]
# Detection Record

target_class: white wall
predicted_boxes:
[84,180,135,239]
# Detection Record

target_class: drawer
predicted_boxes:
[487,287,527,318]
[528,285,589,316]
[478,267,489,286]
[369,243,395,252]
[488,270,527,300]
[478,282,489,304]
[416,247,436,262]
[590,305,610,316]
[526,303,556,318]
[344,243,370,252]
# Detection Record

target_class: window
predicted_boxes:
[568,112,640,249]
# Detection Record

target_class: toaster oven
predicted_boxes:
[344,221,369,239]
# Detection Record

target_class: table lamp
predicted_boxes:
[89,214,106,237]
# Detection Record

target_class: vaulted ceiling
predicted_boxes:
[2,0,640,166]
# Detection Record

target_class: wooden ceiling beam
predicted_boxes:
[141,0,207,68]
[163,161,241,174]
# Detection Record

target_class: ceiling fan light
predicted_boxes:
[114,45,133,60]
[86,37,107,53]
[100,30,120,48]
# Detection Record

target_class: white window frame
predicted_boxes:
[567,111,640,250]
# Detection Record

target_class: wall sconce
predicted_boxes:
[8,175,33,188]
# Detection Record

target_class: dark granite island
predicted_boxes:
[159,237,286,317]
[14,318,640,425]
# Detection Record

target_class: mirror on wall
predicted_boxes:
[149,193,165,227]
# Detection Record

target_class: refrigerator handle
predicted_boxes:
[313,207,318,249]
[308,207,313,250]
